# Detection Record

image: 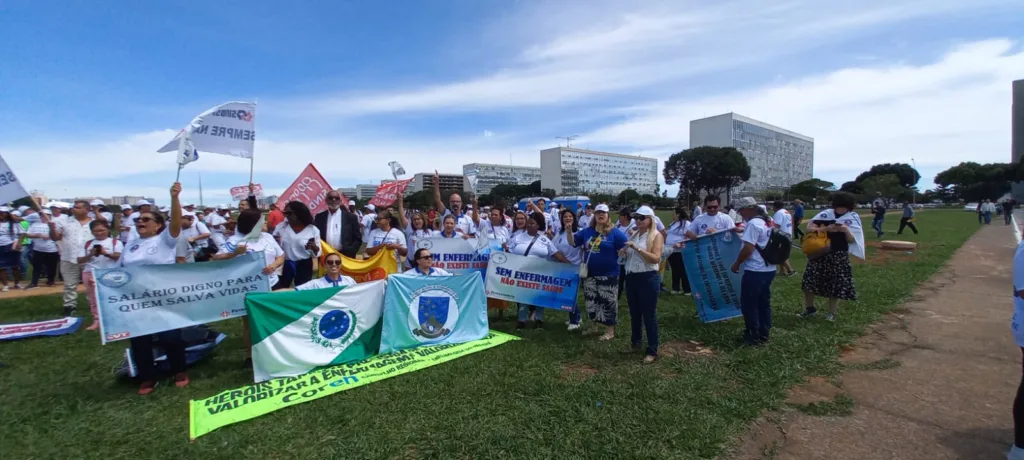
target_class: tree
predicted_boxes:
[859,174,909,206]
[839,181,864,195]
[663,146,751,202]
[934,161,1022,202]
[855,163,921,189]
[617,189,641,206]
[789,178,835,203]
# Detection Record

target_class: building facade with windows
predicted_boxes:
[355,184,378,200]
[689,113,814,194]
[462,163,541,194]
[408,172,465,194]
[540,147,659,195]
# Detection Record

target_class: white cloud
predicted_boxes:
[582,39,1022,181]
[482,130,494,137]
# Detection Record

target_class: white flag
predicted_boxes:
[388,161,406,179]
[244,214,265,243]
[464,168,480,193]
[0,153,31,205]
[177,129,198,167]
[157,101,257,159]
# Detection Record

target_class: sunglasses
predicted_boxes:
[137,217,155,223]
[633,215,648,221]
[325,260,342,266]
[417,255,432,260]
[326,196,341,201]
[705,205,720,210]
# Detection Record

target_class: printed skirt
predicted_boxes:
[801,250,857,301]
[584,275,619,326]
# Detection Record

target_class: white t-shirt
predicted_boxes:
[740,217,776,272]
[207,213,228,247]
[218,233,285,287]
[508,231,559,259]
[404,224,434,260]
[360,213,376,242]
[273,223,321,261]
[688,213,736,236]
[578,213,593,229]
[442,209,476,235]
[772,209,793,236]
[552,231,582,264]
[56,217,94,262]
[27,222,58,253]
[692,206,703,218]
[665,220,690,250]
[476,220,511,244]
[175,237,195,263]
[402,267,452,277]
[652,215,666,232]
[368,227,406,263]
[0,221,22,246]
[1011,239,1024,346]
[616,219,635,236]
[120,229,178,267]
[77,238,123,273]
[181,220,211,248]
[296,274,357,290]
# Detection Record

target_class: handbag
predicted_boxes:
[801,231,831,260]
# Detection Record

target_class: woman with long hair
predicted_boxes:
[398,194,433,269]
[798,192,864,322]
[665,206,691,295]
[511,211,528,237]
[120,183,185,395]
[505,212,569,329]
[77,220,122,330]
[552,209,584,330]
[0,207,24,291]
[365,209,407,263]
[474,199,513,320]
[621,206,664,363]
[568,204,627,340]
[272,201,321,289]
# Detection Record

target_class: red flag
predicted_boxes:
[369,178,414,208]
[275,164,336,215]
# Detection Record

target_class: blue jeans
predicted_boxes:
[984,212,992,225]
[740,270,776,343]
[625,271,660,356]
[20,243,31,274]
[871,218,884,236]
[517,303,543,322]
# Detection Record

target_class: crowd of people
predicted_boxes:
[0,170,881,392]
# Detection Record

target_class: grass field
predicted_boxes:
[0,210,980,459]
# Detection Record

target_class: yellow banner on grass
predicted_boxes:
[318,241,398,281]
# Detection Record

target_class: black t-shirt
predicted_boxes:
[828,232,849,252]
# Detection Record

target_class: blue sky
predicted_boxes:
[2,0,1022,205]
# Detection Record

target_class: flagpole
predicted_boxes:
[250,98,258,183]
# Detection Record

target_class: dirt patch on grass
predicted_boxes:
[560,363,599,382]
[864,241,919,266]
[785,376,843,405]
[659,340,715,358]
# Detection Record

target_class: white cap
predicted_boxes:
[732,197,758,209]
[348,200,356,206]
[136,199,152,206]
[182,211,196,218]
[17,206,29,212]
[632,205,655,217]
[365,204,376,211]
[159,206,170,213]
[594,204,610,213]
[11,210,21,217]
[121,204,133,210]
[217,205,229,210]
[550,203,559,208]
[89,199,104,206]
[183,203,195,208]
[0,206,9,212]
[42,209,52,215]
[467,205,474,209]
[100,212,113,222]
[47,202,60,208]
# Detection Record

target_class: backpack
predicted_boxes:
[750,217,791,265]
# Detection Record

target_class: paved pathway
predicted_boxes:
[730,221,1019,459]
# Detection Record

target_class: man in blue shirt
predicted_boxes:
[792,200,805,240]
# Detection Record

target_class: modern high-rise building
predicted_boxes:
[355,184,378,200]
[335,187,357,200]
[1012,80,1024,199]
[462,163,541,194]
[689,113,814,194]
[408,172,465,194]
[540,147,659,195]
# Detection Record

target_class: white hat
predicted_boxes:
[732,197,759,209]
[47,202,60,208]
[100,212,113,221]
[42,209,52,215]
[183,203,195,208]
[17,206,29,212]
[365,204,376,211]
[594,204,610,213]
[348,200,356,206]
[182,211,196,218]
[159,206,170,213]
[89,199,104,206]
[11,210,21,217]
[0,206,9,212]
[121,204,133,210]
[136,199,152,206]
[216,205,229,210]
[632,205,655,217]
[467,204,474,209]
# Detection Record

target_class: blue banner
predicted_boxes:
[94,251,271,344]
[415,237,499,279]
[0,317,81,341]
[682,231,743,323]
[379,274,489,354]
[484,252,579,311]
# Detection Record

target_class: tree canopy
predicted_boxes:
[663,146,751,203]
[855,163,921,188]
[934,161,1024,202]
[789,178,835,203]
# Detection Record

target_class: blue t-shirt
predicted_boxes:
[793,204,804,220]
[572,227,628,277]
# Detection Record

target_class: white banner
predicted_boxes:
[0,153,30,205]
[157,101,257,159]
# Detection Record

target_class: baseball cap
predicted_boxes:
[136,199,152,206]
[594,204,610,213]
[89,199,104,206]
[159,206,170,213]
[732,197,759,209]
[0,206,10,212]
[11,210,21,217]
[348,200,356,206]
[365,204,376,211]
[216,205,229,210]
[632,205,655,217]
[183,203,196,208]
[121,204,133,210]
[182,211,196,218]
[41,209,52,215]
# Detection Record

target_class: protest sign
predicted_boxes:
[276,164,332,215]
[368,178,413,208]
[380,274,488,354]
[415,237,495,278]
[0,153,30,205]
[484,252,579,311]
[0,317,81,341]
[229,184,264,201]
[94,251,270,344]
[248,281,386,383]
[189,331,519,439]
[682,230,743,323]
[157,101,257,158]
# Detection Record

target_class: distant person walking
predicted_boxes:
[982,199,996,225]
[897,203,919,235]
[792,199,805,241]
[871,194,886,238]
[1005,200,1016,226]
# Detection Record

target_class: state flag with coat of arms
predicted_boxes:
[246,280,385,382]
[379,274,488,355]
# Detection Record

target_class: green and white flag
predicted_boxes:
[246,280,386,382]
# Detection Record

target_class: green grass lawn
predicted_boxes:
[0,210,980,459]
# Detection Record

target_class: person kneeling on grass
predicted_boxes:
[403,248,452,276]
[296,253,356,289]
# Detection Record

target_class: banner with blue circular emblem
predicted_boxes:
[379,273,488,355]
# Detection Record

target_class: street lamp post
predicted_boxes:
[911,158,917,205]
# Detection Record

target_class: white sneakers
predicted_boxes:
[567,323,580,331]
